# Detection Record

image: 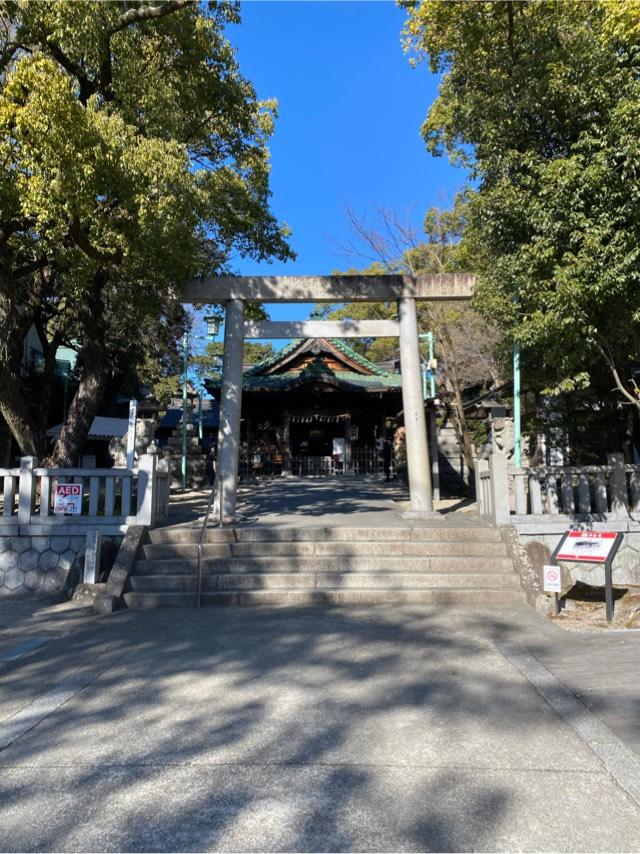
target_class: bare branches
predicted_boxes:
[325,202,421,273]
[595,335,639,407]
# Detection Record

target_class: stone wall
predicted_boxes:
[0,534,121,597]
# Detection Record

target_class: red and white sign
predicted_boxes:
[54,483,83,515]
[556,531,617,563]
[543,565,562,593]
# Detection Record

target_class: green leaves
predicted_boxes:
[406,0,640,420]
[0,0,293,456]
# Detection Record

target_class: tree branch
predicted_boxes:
[108,1,193,36]
[43,37,96,103]
[595,336,639,407]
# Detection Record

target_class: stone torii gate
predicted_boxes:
[183,273,475,521]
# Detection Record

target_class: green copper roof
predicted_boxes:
[243,339,299,377]
[207,337,402,393]
[241,370,401,392]
[328,338,391,376]
[244,338,394,378]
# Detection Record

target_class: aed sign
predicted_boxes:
[543,564,562,593]
[54,483,83,515]
[556,531,618,563]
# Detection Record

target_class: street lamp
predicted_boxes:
[180,313,222,492]
[205,314,221,338]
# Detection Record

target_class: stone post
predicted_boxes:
[608,452,630,519]
[18,456,37,526]
[489,451,510,525]
[475,457,489,515]
[216,299,245,521]
[398,297,433,513]
[84,530,102,584]
[136,453,157,527]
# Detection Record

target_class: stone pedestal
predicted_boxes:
[162,423,207,490]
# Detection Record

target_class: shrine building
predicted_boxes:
[206,337,408,478]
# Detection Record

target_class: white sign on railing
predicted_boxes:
[54,483,83,515]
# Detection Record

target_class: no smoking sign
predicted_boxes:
[543,565,562,593]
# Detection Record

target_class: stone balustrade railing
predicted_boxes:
[0,454,169,535]
[477,451,640,527]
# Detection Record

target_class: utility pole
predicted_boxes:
[182,332,189,492]
[513,338,522,467]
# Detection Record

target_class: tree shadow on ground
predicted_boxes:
[0,603,631,851]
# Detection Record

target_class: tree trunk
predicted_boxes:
[0,258,42,456]
[438,318,476,475]
[50,338,108,467]
[0,414,11,466]
[0,365,39,456]
[31,321,63,453]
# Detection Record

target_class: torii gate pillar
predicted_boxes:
[187,273,475,519]
[215,299,245,521]
[398,297,434,514]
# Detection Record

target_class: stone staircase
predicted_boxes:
[124,524,523,608]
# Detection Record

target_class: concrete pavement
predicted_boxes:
[0,597,639,851]
[162,478,477,530]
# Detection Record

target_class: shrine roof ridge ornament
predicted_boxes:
[183,273,475,303]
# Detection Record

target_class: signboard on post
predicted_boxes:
[550,530,623,624]
[556,531,618,563]
[126,399,137,470]
[54,483,83,515]
[543,565,562,593]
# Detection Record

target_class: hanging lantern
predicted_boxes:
[204,315,221,338]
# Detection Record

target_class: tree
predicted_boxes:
[0,1,293,464]
[325,201,502,472]
[192,341,275,385]
[402,1,640,456]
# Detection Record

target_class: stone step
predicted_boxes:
[167,436,202,448]
[124,588,525,609]
[171,422,196,433]
[141,539,508,560]
[148,524,501,545]
[134,555,515,575]
[129,571,521,592]
[143,543,231,560]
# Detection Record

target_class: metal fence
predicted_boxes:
[237,448,396,479]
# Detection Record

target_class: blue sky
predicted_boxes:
[197,0,466,343]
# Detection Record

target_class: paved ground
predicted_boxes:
[0,596,639,852]
[163,478,477,529]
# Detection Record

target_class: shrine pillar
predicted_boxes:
[215,299,245,521]
[398,297,434,513]
[282,409,292,476]
[344,412,353,476]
